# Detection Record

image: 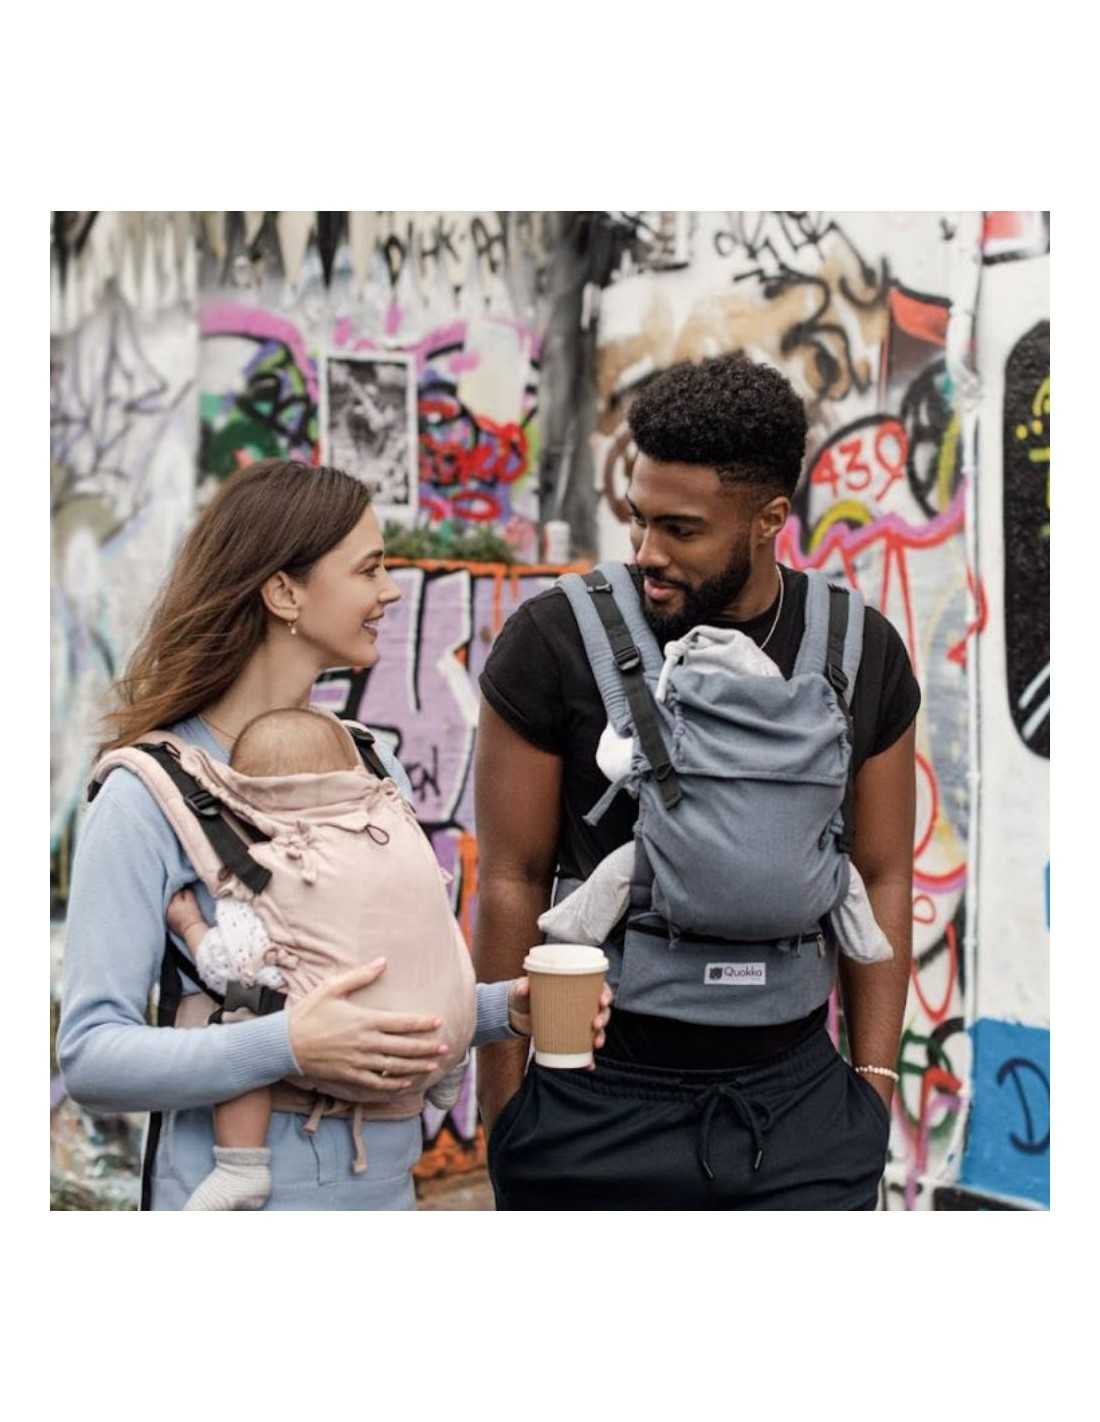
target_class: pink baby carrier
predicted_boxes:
[90,715,476,1179]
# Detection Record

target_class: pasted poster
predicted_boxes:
[321,350,418,519]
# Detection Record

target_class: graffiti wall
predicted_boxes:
[50,212,1050,1209]
[958,249,1050,1208]
[588,211,1050,1209]
[197,213,558,558]
[51,283,199,908]
[50,229,201,1206]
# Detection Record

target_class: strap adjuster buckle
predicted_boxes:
[614,645,642,673]
[223,980,285,1015]
[587,577,613,595]
[826,664,849,695]
[184,787,220,819]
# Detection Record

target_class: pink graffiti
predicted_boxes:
[200,301,320,405]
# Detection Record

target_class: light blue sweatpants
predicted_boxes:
[149,1106,423,1211]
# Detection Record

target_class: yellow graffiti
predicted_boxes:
[937,411,961,513]
[1014,376,1050,539]
[1015,376,1050,462]
[808,499,875,553]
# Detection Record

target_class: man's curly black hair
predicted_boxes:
[626,353,807,500]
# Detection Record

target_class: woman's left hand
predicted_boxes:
[507,978,614,1068]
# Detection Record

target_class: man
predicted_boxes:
[474,354,919,1209]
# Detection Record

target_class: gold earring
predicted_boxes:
[288,618,298,636]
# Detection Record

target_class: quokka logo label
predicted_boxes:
[704,963,766,985]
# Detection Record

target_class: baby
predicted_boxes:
[165,708,469,1212]
[538,626,894,964]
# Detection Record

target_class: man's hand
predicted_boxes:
[506,977,614,1067]
[860,1071,895,1113]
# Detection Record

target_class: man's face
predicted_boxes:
[627,455,765,644]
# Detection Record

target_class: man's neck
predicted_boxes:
[721,556,782,623]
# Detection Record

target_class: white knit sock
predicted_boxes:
[183,1147,272,1211]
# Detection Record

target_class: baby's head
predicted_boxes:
[230,708,360,778]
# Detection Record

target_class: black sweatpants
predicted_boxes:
[487,1027,891,1210]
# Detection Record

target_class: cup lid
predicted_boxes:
[523,943,609,975]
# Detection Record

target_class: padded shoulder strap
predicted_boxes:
[793,570,865,690]
[810,577,866,855]
[89,736,271,897]
[556,562,663,734]
[339,718,391,780]
[559,564,681,811]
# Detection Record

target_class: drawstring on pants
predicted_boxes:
[350,1104,367,1174]
[302,1093,369,1175]
[692,1082,774,1182]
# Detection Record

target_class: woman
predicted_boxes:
[57,459,610,1210]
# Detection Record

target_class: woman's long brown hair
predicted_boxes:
[99,459,371,755]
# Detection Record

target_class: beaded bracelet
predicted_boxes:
[854,1065,899,1083]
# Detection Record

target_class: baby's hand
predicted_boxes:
[507,977,533,1038]
[166,888,205,940]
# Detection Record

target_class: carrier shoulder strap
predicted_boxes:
[339,718,391,781]
[557,562,662,734]
[139,935,189,1210]
[793,572,865,853]
[141,742,274,895]
[792,569,864,690]
[558,563,681,811]
[88,738,272,896]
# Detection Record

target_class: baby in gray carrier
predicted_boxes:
[538,625,893,964]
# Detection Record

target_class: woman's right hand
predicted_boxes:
[287,958,450,1091]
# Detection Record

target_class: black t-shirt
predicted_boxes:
[479,563,921,1068]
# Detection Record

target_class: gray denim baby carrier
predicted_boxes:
[556,562,865,1027]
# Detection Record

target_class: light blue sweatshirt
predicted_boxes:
[57,715,514,1211]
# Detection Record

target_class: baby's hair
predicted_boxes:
[230,708,360,777]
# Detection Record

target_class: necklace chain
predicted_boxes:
[757,569,785,652]
[199,713,237,745]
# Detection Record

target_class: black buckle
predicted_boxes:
[826,664,849,695]
[184,787,220,819]
[223,980,264,1014]
[222,980,286,1016]
[614,645,642,672]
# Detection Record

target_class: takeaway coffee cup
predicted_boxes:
[522,943,609,1067]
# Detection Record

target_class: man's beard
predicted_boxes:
[640,541,754,646]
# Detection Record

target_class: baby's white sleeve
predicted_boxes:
[210,899,286,989]
[193,924,235,997]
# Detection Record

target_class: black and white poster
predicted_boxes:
[321,351,418,519]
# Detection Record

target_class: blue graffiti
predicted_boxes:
[960,1018,1049,1207]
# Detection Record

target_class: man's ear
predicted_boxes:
[260,570,300,621]
[757,495,791,542]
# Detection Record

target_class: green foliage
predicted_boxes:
[382,520,520,565]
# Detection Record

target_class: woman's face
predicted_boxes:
[293,506,401,671]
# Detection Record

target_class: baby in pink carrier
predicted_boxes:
[148,707,477,1211]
